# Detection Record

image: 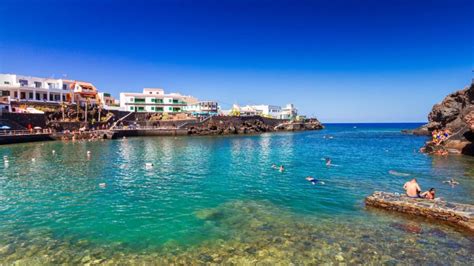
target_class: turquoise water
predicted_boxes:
[1,123,473,264]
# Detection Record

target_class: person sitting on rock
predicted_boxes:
[403,178,421,198]
[432,130,440,144]
[421,188,436,200]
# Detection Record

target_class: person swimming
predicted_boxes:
[279,165,285,172]
[443,178,459,187]
[325,158,332,167]
[306,176,324,185]
[271,164,278,169]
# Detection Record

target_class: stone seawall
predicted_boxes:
[365,192,474,232]
[0,133,53,145]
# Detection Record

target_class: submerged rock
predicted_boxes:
[390,223,423,234]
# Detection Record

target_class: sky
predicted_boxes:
[0,0,472,122]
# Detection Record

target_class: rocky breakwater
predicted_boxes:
[366,192,474,232]
[186,116,323,136]
[413,83,474,155]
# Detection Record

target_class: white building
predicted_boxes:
[0,74,70,104]
[119,88,199,113]
[183,101,219,117]
[251,105,282,118]
[225,103,298,119]
[0,74,105,109]
[98,92,119,110]
[280,104,298,119]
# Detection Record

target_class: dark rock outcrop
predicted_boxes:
[186,116,323,136]
[418,83,474,155]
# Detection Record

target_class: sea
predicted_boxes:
[0,123,473,264]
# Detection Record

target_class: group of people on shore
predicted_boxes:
[431,129,451,146]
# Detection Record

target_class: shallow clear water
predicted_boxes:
[1,123,473,264]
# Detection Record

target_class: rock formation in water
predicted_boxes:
[417,82,474,155]
[187,116,323,136]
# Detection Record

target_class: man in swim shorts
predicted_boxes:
[403,178,421,198]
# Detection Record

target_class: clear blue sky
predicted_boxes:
[0,0,472,122]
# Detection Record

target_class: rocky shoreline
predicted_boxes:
[186,116,323,136]
[408,83,474,156]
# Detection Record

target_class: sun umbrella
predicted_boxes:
[0,125,10,129]
[33,126,42,130]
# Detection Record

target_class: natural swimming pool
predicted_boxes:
[1,123,473,264]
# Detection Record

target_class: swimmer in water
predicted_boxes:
[279,165,285,172]
[443,178,459,187]
[325,158,332,167]
[306,176,325,185]
[271,164,278,169]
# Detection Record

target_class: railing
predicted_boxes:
[109,112,134,130]
[112,126,183,130]
[0,130,51,136]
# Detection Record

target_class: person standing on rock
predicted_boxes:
[403,178,421,198]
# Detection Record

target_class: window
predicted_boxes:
[1,91,10,96]
[36,93,40,100]
[55,95,60,101]
[137,107,145,111]
[43,94,47,100]
[20,92,26,99]
[151,107,155,111]
[48,83,54,89]
[134,98,145,103]
[29,92,34,99]
[156,107,163,112]
[63,84,68,90]
[130,106,134,111]
[34,81,42,88]
[50,94,54,101]
[19,79,28,86]
[14,92,18,98]
[62,95,66,101]
[4,81,10,85]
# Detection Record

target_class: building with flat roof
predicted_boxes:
[119,88,199,113]
[98,92,119,110]
[0,74,70,104]
[0,74,111,110]
[224,103,298,119]
[183,101,219,117]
